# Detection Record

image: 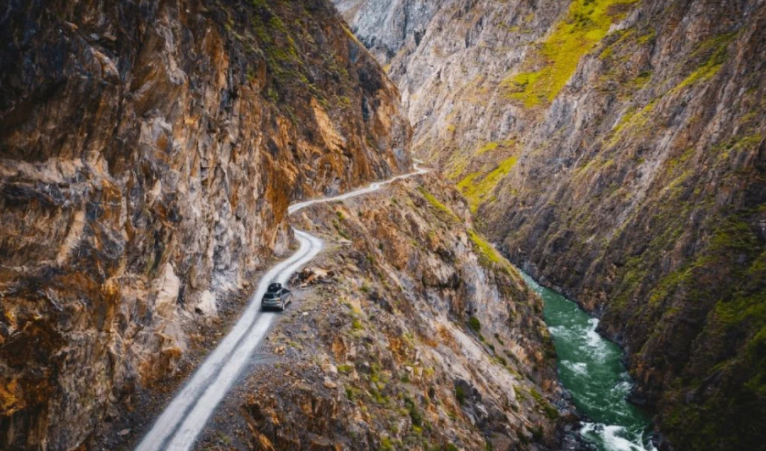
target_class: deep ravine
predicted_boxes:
[520,271,655,451]
[337,1,766,448]
[6,0,762,449]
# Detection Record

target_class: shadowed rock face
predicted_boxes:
[0,0,410,449]
[339,0,766,449]
[334,0,443,66]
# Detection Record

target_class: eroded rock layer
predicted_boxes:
[0,0,410,449]
[340,0,766,449]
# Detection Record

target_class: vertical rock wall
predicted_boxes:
[0,0,410,449]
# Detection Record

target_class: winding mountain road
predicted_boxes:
[135,162,429,451]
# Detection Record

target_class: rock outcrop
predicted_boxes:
[339,0,766,449]
[0,0,410,449]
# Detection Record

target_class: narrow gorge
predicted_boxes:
[1,0,764,451]
[338,0,766,450]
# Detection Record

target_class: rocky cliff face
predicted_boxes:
[340,0,766,449]
[0,0,410,449]
[334,0,443,67]
[193,175,578,451]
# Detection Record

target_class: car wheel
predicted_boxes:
[280,300,285,312]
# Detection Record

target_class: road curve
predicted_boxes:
[135,162,429,451]
[288,161,429,214]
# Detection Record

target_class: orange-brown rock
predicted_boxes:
[0,1,410,449]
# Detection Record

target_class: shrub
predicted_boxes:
[468,316,481,332]
[455,385,466,405]
[404,397,423,427]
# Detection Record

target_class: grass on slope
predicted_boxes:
[468,230,508,268]
[672,32,736,93]
[418,187,461,222]
[457,155,519,212]
[476,142,499,156]
[468,229,524,282]
[445,140,517,181]
[505,0,639,108]
[416,186,522,281]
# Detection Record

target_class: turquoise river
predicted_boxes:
[519,271,656,451]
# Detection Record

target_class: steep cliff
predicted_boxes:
[340,0,766,449]
[193,175,578,451]
[0,0,410,449]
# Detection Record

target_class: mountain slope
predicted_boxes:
[195,175,577,451]
[0,0,409,449]
[339,0,766,449]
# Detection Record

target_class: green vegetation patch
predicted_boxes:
[418,187,461,222]
[606,100,656,148]
[404,396,424,427]
[475,142,499,156]
[239,0,357,111]
[445,154,470,181]
[467,230,519,279]
[476,140,517,156]
[529,387,560,420]
[454,385,466,405]
[457,156,519,212]
[467,316,481,332]
[673,32,736,93]
[504,0,639,107]
[712,133,763,160]
[379,436,394,451]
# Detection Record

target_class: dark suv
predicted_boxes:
[261,282,293,311]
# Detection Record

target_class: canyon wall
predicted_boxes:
[0,0,410,449]
[339,0,766,449]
